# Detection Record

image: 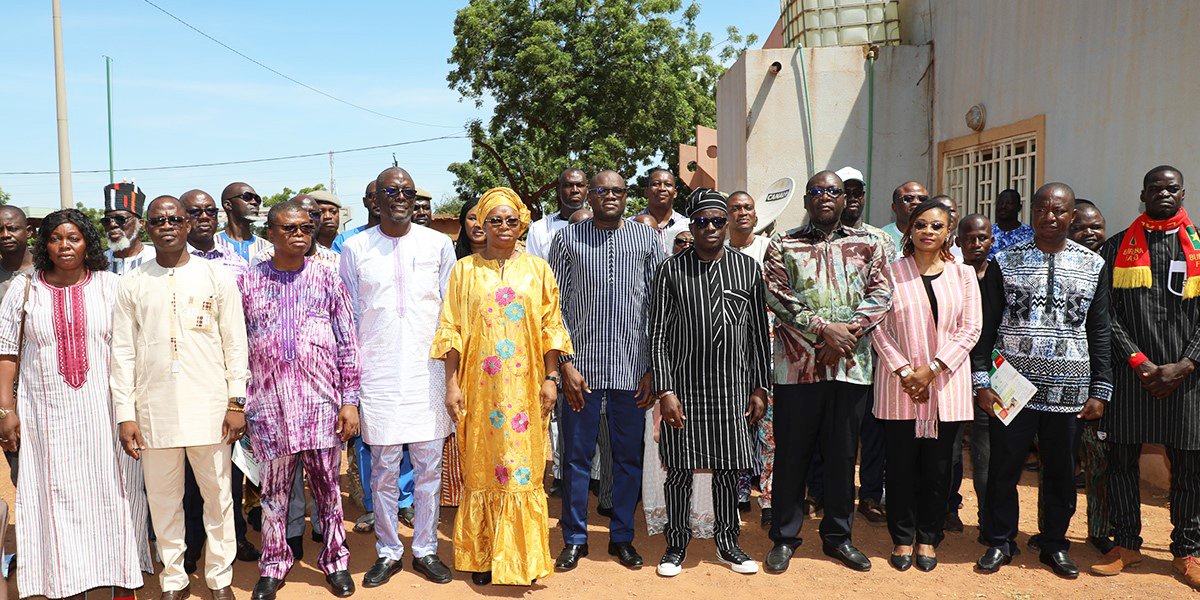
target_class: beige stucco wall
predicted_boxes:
[910,0,1200,229]
[717,46,932,232]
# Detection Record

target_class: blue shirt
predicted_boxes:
[331,224,371,254]
[989,223,1034,258]
[215,231,269,263]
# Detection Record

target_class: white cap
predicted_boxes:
[834,166,864,184]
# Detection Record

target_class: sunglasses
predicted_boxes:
[185,207,220,218]
[673,238,693,247]
[380,187,418,200]
[691,216,728,229]
[269,223,316,235]
[900,194,929,204]
[222,191,261,204]
[485,216,521,228]
[305,209,322,221]
[911,221,947,231]
[147,215,186,227]
[100,214,132,227]
[808,187,844,197]
[590,186,627,197]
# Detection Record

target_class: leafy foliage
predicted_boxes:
[0,186,9,206]
[262,183,327,208]
[447,0,735,219]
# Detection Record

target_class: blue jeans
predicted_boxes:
[560,389,645,545]
[352,437,414,512]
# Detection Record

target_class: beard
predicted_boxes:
[109,232,132,252]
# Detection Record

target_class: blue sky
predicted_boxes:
[0,1,778,225]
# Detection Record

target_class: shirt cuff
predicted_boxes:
[227,379,248,399]
[1089,381,1113,403]
[341,389,361,407]
[114,402,136,425]
[807,316,828,336]
[972,371,991,390]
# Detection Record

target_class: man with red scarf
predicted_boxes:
[1092,165,1200,590]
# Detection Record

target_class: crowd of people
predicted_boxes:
[0,161,1196,599]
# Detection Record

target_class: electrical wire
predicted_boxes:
[0,135,468,176]
[139,0,463,129]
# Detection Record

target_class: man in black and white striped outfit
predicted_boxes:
[650,189,769,576]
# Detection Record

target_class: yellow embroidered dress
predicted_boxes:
[430,251,572,584]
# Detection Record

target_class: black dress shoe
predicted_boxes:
[823,543,871,571]
[312,530,324,544]
[1027,534,1042,552]
[397,506,415,528]
[597,505,615,519]
[237,539,262,562]
[944,511,964,533]
[760,508,773,528]
[413,555,453,584]
[471,571,491,585]
[326,570,354,598]
[915,554,938,572]
[608,541,643,568]
[764,543,795,573]
[976,547,1012,573]
[362,557,403,588]
[287,536,304,561]
[555,544,588,571]
[251,577,283,600]
[889,553,912,571]
[184,557,198,575]
[1040,550,1079,579]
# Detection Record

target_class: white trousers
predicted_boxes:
[370,439,443,559]
[143,443,235,591]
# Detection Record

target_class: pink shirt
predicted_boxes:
[871,257,982,437]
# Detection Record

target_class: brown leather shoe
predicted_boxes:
[210,586,236,600]
[1090,547,1142,576]
[1174,556,1200,590]
[161,588,191,600]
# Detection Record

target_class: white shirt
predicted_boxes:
[106,245,157,276]
[638,209,690,253]
[729,234,771,265]
[525,212,571,260]
[339,225,456,446]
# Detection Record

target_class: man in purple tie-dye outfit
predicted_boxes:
[238,201,362,600]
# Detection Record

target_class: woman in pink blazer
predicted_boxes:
[871,200,982,573]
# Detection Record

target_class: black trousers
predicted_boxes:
[1108,442,1200,557]
[883,420,962,547]
[806,396,886,503]
[664,468,740,552]
[948,404,991,520]
[981,408,1078,555]
[770,381,869,548]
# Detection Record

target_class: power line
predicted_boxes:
[139,0,463,130]
[0,135,468,175]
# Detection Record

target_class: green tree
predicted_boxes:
[262,183,327,209]
[0,186,10,206]
[447,0,736,219]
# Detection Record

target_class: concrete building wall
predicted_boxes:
[717,46,931,232]
[914,0,1200,229]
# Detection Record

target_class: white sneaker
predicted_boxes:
[657,546,686,577]
[718,546,759,574]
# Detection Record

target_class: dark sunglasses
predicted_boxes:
[808,187,843,197]
[380,187,418,200]
[222,191,261,204]
[485,216,521,228]
[305,209,322,221]
[590,186,627,197]
[100,215,132,227]
[673,238,693,247]
[185,207,220,218]
[147,215,186,227]
[900,194,929,204]
[269,222,316,235]
[691,216,728,229]
[911,221,947,231]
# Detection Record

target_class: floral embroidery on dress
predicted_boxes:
[496,338,516,359]
[482,355,503,375]
[488,410,505,428]
[513,466,531,485]
[511,412,529,433]
[494,464,510,484]
[504,302,525,322]
[495,286,516,306]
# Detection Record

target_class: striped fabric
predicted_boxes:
[871,258,982,432]
[547,220,665,390]
[440,434,463,507]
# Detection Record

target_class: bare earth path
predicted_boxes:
[1,457,1189,599]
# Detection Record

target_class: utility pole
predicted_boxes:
[52,0,73,208]
[328,151,336,195]
[105,55,114,183]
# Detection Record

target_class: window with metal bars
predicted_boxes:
[942,133,1038,223]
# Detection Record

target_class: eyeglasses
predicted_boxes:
[379,187,418,200]
[100,214,131,227]
[845,188,866,198]
[911,221,947,231]
[269,223,316,235]
[590,187,628,197]
[900,194,929,204]
[185,207,220,218]
[222,191,261,204]
[808,187,844,198]
[147,216,186,227]
[691,216,728,229]
[485,216,521,228]
[673,238,693,247]
[306,209,322,221]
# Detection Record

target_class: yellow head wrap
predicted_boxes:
[476,187,532,235]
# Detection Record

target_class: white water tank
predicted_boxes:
[781,0,901,47]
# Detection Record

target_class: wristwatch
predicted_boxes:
[898,366,914,378]
[545,373,561,384]
[230,397,247,407]
[657,389,676,399]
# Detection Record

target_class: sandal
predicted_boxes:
[353,512,375,533]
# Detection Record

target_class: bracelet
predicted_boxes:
[226,406,245,413]
[930,361,942,375]
[1128,352,1149,369]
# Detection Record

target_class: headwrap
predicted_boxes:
[476,187,532,235]
[1113,207,1200,300]
[104,182,146,216]
[687,188,728,216]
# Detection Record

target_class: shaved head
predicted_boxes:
[375,167,413,190]
[180,189,213,205]
[147,194,182,214]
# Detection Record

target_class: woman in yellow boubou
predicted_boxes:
[430,187,573,586]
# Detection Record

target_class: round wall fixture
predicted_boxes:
[966,104,986,132]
